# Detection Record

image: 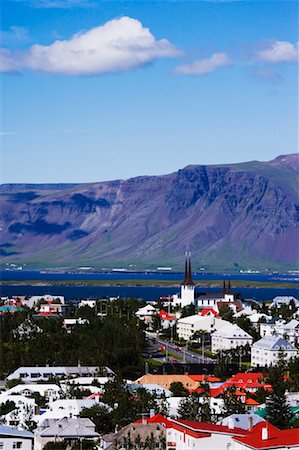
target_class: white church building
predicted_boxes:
[171,252,195,308]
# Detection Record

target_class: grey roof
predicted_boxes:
[253,335,297,351]
[0,425,34,438]
[102,423,166,449]
[37,417,99,438]
[218,414,266,430]
[212,323,252,339]
[7,365,114,380]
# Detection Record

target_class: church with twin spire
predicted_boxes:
[171,252,196,308]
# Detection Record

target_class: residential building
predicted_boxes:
[6,365,114,382]
[270,296,299,309]
[177,315,228,340]
[135,304,156,324]
[159,310,176,329]
[251,336,298,367]
[211,324,253,352]
[100,419,166,449]
[63,318,89,332]
[0,425,34,450]
[34,417,99,450]
[233,422,299,450]
[134,374,200,391]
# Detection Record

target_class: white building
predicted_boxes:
[34,417,99,450]
[251,336,298,367]
[135,304,156,324]
[270,296,299,309]
[177,315,228,341]
[6,366,112,382]
[0,384,61,402]
[78,299,97,308]
[0,425,34,450]
[211,324,253,352]
[21,295,65,309]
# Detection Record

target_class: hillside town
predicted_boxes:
[0,255,299,450]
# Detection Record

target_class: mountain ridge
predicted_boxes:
[1,154,298,270]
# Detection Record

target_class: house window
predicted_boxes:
[13,442,22,449]
[0,443,3,449]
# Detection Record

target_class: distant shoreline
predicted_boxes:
[1,279,298,289]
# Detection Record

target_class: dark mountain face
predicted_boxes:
[1,154,298,270]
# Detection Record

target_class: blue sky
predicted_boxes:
[1,0,298,183]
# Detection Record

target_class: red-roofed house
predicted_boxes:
[159,310,177,329]
[166,418,250,450]
[224,372,271,393]
[233,422,299,449]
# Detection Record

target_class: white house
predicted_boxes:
[0,384,61,402]
[78,299,97,308]
[135,304,157,324]
[211,324,253,352]
[166,418,250,450]
[0,425,34,450]
[6,365,110,382]
[21,295,65,309]
[34,417,99,450]
[233,422,299,450]
[251,336,298,367]
[177,315,228,340]
[270,296,299,309]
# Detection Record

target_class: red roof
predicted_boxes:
[245,398,260,405]
[188,374,221,383]
[158,310,176,321]
[224,372,271,391]
[134,414,172,428]
[171,419,249,436]
[233,422,299,449]
[200,308,220,318]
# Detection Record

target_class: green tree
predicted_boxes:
[80,404,113,433]
[265,356,293,429]
[169,382,189,397]
[178,393,202,420]
[221,386,245,416]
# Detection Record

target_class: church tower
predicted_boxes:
[180,251,195,307]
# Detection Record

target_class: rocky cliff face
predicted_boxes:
[1,154,298,270]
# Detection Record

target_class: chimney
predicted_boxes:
[142,414,148,425]
[262,427,268,440]
[228,418,235,429]
[248,416,253,431]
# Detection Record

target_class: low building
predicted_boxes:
[6,365,114,382]
[34,417,99,450]
[233,422,299,450]
[177,315,228,340]
[159,310,176,329]
[135,304,157,324]
[211,324,253,352]
[270,296,299,309]
[0,425,34,450]
[63,318,89,332]
[251,336,298,367]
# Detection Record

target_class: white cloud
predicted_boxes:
[29,0,95,8]
[258,40,298,63]
[0,48,20,72]
[174,52,231,75]
[0,26,29,44]
[0,16,179,75]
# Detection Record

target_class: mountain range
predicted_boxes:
[1,154,298,271]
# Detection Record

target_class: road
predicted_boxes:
[145,332,215,365]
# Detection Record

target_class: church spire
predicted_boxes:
[181,251,194,286]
